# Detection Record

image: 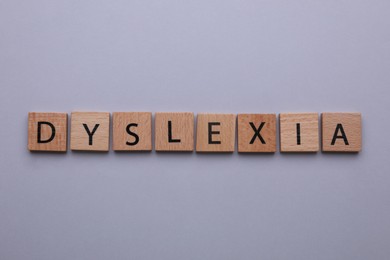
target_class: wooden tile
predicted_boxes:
[196,113,236,152]
[279,113,319,152]
[70,112,110,151]
[28,112,68,152]
[237,114,276,153]
[155,112,194,151]
[322,112,362,152]
[112,112,152,151]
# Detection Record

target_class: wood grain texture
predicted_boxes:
[112,112,152,151]
[322,112,362,152]
[28,112,68,152]
[155,112,194,151]
[70,112,110,151]
[196,113,236,152]
[279,113,319,152]
[237,114,276,153]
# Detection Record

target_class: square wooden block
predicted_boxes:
[196,113,236,152]
[28,112,68,152]
[155,112,194,151]
[237,114,276,153]
[112,112,152,151]
[70,112,110,151]
[322,112,362,152]
[279,113,319,152]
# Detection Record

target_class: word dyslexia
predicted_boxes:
[28,112,362,153]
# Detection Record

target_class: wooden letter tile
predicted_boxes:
[28,112,68,152]
[112,112,152,151]
[322,112,362,152]
[196,113,236,152]
[155,112,194,151]
[237,114,276,153]
[279,113,319,152]
[70,112,110,151]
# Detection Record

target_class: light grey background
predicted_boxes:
[1,0,389,259]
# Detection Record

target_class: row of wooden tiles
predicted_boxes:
[28,112,362,153]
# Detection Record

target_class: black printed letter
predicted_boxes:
[83,124,100,145]
[126,123,139,146]
[296,123,301,145]
[37,121,55,143]
[208,122,221,144]
[249,122,266,144]
[331,124,349,145]
[168,121,180,143]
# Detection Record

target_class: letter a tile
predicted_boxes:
[237,114,276,153]
[322,112,361,152]
[28,112,68,152]
[155,112,194,151]
[70,112,110,151]
[279,113,319,152]
[196,113,236,152]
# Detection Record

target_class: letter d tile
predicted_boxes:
[28,112,68,152]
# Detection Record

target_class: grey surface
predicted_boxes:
[1,0,390,259]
